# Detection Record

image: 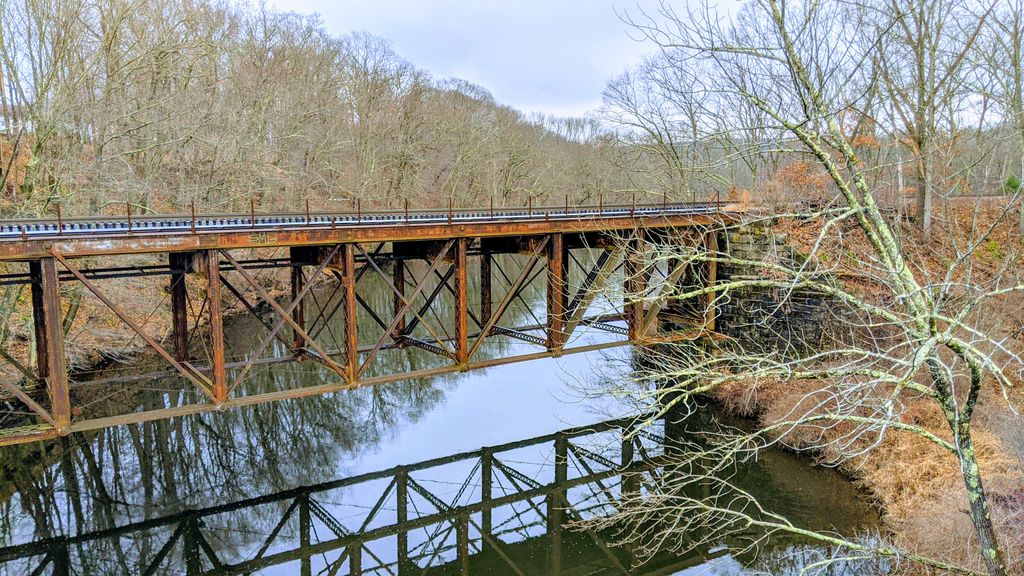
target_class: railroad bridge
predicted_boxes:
[0,202,731,447]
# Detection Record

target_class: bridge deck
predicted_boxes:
[0,203,728,260]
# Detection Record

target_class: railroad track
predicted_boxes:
[0,202,723,241]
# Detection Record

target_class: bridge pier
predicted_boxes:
[290,247,306,351]
[396,468,409,575]
[455,238,469,367]
[204,251,227,402]
[480,250,492,324]
[624,230,646,342]
[548,432,568,576]
[169,252,191,362]
[481,448,493,541]
[703,231,718,332]
[342,243,359,382]
[29,258,69,435]
[457,513,471,575]
[349,542,362,575]
[546,233,567,353]
[299,495,311,576]
[393,257,406,339]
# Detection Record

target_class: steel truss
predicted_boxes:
[0,219,721,447]
[0,416,717,576]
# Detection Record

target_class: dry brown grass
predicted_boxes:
[714,199,1024,572]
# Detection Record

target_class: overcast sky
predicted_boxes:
[265,1,669,118]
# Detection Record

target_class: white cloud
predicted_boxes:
[266,0,668,117]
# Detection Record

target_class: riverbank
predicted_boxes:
[713,201,1024,573]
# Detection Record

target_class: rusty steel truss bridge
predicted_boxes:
[0,202,729,447]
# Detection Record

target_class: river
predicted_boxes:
[0,256,881,575]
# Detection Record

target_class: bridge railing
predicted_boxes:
[0,195,724,240]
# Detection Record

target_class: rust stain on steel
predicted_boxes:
[545,233,567,352]
[0,214,725,261]
[33,258,69,433]
[454,238,469,366]
[205,251,227,401]
[341,243,358,382]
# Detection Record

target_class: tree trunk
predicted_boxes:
[954,426,1008,576]
[1018,150,1024,235]
[916,154,932,236]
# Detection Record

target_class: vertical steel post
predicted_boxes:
[205,251,227,402]
[29,261,49,381]
[397,469,409,574]
[290,248,306,351]
[621,423,639,497]
[49,542,70,576]
[342,244,358,382]
[393,258,407,338]
[455,238,469,366]
[457,513,470,575]
[481,449,493,539]
[169,253,191,362]
[349,543,362,576]
[621,422,639,563]
[183,519,201,576]
[31,258,69,434]
[480,250,492,325]
[625,231,646,342]
[548,433,567,576]
[299,495,311,576]
[546,233,567,352]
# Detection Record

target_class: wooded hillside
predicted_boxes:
[0,0,625,218]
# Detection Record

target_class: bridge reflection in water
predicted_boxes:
[0,416,710,575]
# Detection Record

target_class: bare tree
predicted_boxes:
[591,1,1022,574]
[977,0,1024,232]
[874,0,992,235]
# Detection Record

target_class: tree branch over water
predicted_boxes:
[592,1,1024,574]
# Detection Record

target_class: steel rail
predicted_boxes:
[0,202,722,240]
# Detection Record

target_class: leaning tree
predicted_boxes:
[589,1,1022,575]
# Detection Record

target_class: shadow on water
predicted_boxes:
[0,257,881,575]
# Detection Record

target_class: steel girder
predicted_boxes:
[0,227,720,447]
